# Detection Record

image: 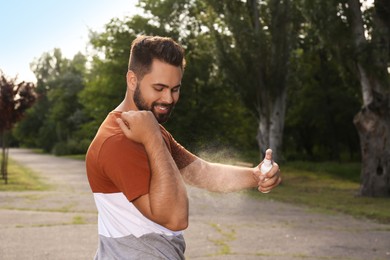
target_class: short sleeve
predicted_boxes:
[160,127,197,169]
[99,134,151,201]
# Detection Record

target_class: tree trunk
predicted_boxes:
[255,0,291,162]
[1,131,8,184]
[354,99,390,197]
[269,86,287,163]
[256,86,287,162]
[257,113,270,160]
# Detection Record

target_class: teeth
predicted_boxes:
[156,105,169,111]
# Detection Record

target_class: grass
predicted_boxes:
[0,158,49,191]
[72,215,86,224]
[248,161,390,224]
[207,223,236,255]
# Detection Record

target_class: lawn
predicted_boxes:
[248,161,390,224]
[0,158,49,191]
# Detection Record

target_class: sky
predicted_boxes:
[0,0,140,83]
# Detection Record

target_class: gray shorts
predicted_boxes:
[94,233,186,260]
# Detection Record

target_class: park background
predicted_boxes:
[1,0,389,221]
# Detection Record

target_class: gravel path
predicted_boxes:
[0,148,389,260]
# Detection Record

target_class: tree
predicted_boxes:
[301,0,390,196]
[186,0,302,161]
[138,0,362,161]
[348,0,390,196]
[284,11,361,161]
[0,71,36,183]
[14,49,89,155]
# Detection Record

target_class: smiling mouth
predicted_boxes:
[154,104,172,114]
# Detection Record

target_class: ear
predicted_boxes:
[126,70,137,91]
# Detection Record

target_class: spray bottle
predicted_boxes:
[260,149,273,175]
[259,149,273,193]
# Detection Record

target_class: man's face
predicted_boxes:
[133,59,182,124]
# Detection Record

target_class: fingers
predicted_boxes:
[258,175,282,193]
[265,162,279,178]
[257,163,281,193]
[116,118,131,137]
[116,117,128,130]
[121,110,136,122]
[116,110,161,145]
[254,162,278,181]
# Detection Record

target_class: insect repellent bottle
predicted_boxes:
[260,149,273,175]
[259,149,273,193]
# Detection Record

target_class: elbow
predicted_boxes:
[164,215,189,231]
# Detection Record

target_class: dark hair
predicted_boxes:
[128,35,186,79]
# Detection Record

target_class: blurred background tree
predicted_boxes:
[0,71,36,183]
[14,49,89,155]
[298,0,390,196]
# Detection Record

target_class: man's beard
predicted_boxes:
[133,84,175,124]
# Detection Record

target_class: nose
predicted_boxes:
[161,89,174,104]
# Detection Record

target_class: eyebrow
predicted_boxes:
[153,83,181,89]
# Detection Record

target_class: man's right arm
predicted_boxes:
[117,111,189,231]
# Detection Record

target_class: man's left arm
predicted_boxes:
[180,158,281,193]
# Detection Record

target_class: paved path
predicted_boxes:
[0,148,389,259]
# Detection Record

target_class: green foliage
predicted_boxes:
[284,45,361,161]
[13,50,89,155]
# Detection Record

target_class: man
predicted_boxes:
[86,35,281,259]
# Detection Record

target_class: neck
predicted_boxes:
[115,92,136,112]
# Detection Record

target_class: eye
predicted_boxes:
[154,86,164,92]
[172,87,180,93]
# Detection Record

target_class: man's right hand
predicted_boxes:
[116,110,161,146]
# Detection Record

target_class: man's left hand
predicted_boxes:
[253,162,282,193]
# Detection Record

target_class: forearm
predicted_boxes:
[144,135,189,229]
[182,159,258,193]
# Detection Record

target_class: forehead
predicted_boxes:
[141,59,182,87]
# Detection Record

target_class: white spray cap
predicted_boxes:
[264,149,272,160]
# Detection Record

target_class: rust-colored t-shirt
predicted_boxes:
[86,111,197,202]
